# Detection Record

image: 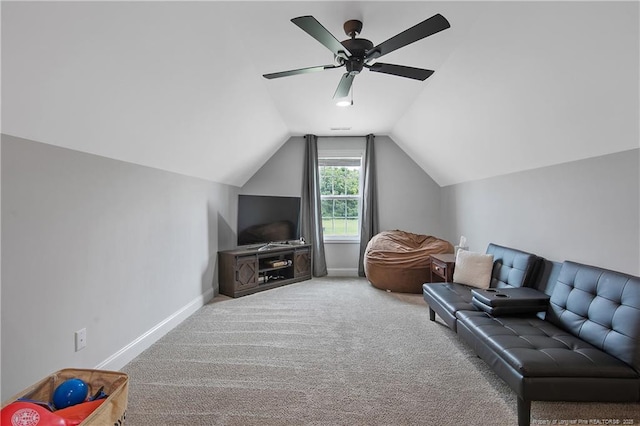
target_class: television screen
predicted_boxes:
[237,195,301,246]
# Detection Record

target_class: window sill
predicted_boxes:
[323,238,360,244]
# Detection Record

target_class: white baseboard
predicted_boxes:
[327,268,359,277]
[96,288,215,371]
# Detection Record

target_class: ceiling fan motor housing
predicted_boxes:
[339,38,374,74]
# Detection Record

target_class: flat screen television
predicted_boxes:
[237,194,301,247]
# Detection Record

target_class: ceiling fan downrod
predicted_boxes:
[343,20,363,38]
[339,20,373,75]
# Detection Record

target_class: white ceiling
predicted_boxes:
[2,1,638,187]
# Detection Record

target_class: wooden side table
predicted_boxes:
[430,253,456,282]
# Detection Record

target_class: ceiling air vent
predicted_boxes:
[330,127,352,131]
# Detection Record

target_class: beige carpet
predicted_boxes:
[122,277,639,425]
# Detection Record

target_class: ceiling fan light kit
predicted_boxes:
[263,13,450,102]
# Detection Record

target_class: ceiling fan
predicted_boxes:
[263,14,451,99]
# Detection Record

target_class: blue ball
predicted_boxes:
[52,378,88,409]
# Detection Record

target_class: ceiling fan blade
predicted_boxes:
[292,16,351,59]
[366,13,450,61]
[333,73,355,99]
[366,63,434,81]
[263,64,339,79]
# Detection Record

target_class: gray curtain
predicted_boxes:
[358,134,379,277]
[301,134,328,277]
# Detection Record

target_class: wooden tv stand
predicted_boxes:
[218,243,312,298]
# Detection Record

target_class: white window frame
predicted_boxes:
[318,148,364,243]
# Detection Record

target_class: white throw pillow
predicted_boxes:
[453,250,494,289]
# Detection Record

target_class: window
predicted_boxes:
[319,156,362,241]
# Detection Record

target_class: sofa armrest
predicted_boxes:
[471,287,549,316]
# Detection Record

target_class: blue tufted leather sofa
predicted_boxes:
[423,245,640,426]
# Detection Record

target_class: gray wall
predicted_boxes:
[1,135,238,399]
[241,136,306,197]
[241,135,445,275]
[242,137,640,276]
[442,149,640,275]
[4,132,637,401]
[375,136,443,236]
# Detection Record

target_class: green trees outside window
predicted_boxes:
[319,158,362,238]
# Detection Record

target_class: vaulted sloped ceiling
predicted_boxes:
[391,1,639,186]
[2,1,638,187]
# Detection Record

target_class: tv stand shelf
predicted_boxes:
[218,244,312,298]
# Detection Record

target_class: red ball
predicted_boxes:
[1,401,68,426]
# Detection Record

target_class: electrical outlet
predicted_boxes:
[75,328,87,352]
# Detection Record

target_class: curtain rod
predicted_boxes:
[303,134,375,139]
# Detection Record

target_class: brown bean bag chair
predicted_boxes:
[364,230,454,293]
